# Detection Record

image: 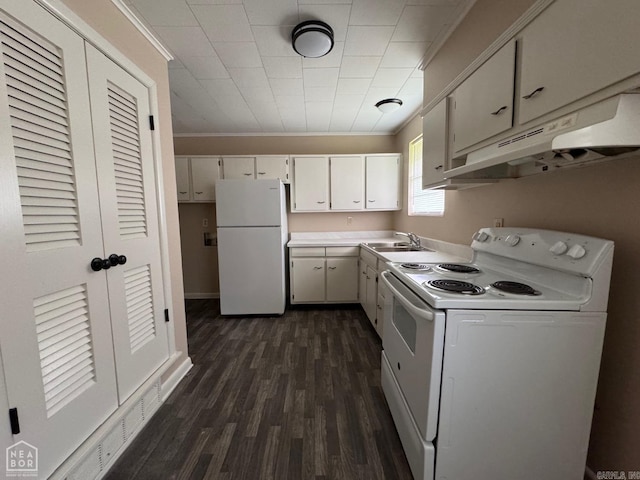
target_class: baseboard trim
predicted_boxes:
[161,355,193,401]
[585,466,597,480]
[184,292,219,299]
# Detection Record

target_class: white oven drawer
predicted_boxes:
[380,271,446,442]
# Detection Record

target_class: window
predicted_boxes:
[408,136,444,216]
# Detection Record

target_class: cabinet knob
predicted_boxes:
[490,105,508,115]
[243,173,252,176]
[195,191,203,194]
[179,191,188,194]
[317,201,325,204]
[258,172,266,175]
[353,200,361,203]
[434,165,443,170]
[368,200,375,203]
[313,266,323,270]
[522,86,544,99]
[328,266,337,270]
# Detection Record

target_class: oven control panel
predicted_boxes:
[471,227,614,276]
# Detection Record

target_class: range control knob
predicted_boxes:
[473,231,489,242]
[566,244,587,259]
[549,241,569,255]
[504,234,521,246]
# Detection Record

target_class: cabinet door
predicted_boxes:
[86,45,169,403]
[330,156,364,210]
[452,40,515,153]
[376,293,385,338]
[256,155,289,183]
[0,7,118,478]
[191,157,220,202]
[175,156,190,201]
[365,155,401,210]
[518,0,640,125]
[292,156,329,211]
[359,260,368,311]
[222,156,255,179]
[365,266,378,321]
[422,99,449,187]
[326,257,359,302]
[291,258,325,302]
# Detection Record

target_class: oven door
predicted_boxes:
[380,271,446,442]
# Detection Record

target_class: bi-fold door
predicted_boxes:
[0,2,168,477]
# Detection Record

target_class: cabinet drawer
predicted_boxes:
[290,247,325,257]
[359,248,378,268]
[326,246,359,257]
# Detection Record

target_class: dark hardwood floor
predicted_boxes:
[105,299,413,480]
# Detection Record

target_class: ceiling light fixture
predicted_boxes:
[291,20,334,58]
[375,98,403,114]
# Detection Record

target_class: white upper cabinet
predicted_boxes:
[256,155,289,183]
[365,155,401,210]
[191,157,220,202]
[174,156,220,202]
[422,99,449,187]
[330,156,365,210]
[452,40,516,154]
[291,156,329,211]
[175,156,190,201]
[221,156,254,179]
[518,0,640,125]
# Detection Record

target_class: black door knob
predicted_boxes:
[109,254,120,266]
[102,259,111,270]
[91,258,104,272]
[118,255,127,265]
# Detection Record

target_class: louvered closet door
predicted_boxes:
[0,4,118,478]
[86,45,169,403]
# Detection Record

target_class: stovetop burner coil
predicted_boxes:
[426,279,485,295]
[437,263,481,274]
[491,281,541,296]
[400,263,431,271]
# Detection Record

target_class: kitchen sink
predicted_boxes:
[362,242,433,252]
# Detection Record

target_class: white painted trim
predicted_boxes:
[34,0,157,88]
[418,0,478,70]
[160,355,193,401]
[584,466,597,480]
[184,292,220,299]
[420,0,554,116]
[110,0,173,61]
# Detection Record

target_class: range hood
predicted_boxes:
[446,93,640,179]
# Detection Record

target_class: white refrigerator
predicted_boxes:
[215,179,288,315]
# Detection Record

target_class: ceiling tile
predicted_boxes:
[380,42,429,68]
[333,94,365,109]
[263,57,303,78]
[270,78,304,97]
[344,26,395,56]
[364,86,401,105]
[349,0,405,25]
[336,78,371,94]
[392,5,456,42]
[397,76,423,97]
[243,0,299,25]
[228,67,270,89]
[306,102,333,131]
[339,56,381,78]
[305,87,336,102]
[302,42,344,69]
[298,5,351,42]
[187,0,242,4]
[214,42,263,68]
[252,26,299,57]
[298,0,352,4]
[370,68,414,88]
[351,104,382,131]
[191,5,254,42]
[181,56,230,79]
[130,0,198,26]
[153,26,217,57]
[405,0,461,5]
[303,68,339,87]
[168,59,185,69]
[329,107,358,131]
[279,108,307,131]
[275,95,305,110]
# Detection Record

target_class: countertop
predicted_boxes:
[287,230,472,264]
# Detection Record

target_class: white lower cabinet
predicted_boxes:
[0,4,170,478]
[359,249,382,337]
[290,247,359,304]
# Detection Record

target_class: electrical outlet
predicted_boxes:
[202,218,208,228]
[493,218,504,228]
[347,216,353,225]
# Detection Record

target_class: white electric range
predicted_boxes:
[379,227,614,480]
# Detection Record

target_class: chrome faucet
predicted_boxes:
[395,231,421,248]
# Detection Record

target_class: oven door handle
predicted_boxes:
[380,271,435,322]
